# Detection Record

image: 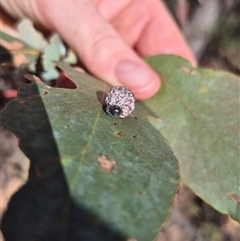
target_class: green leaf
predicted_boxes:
[1,62,179,241]
[17,19,77,81]
[17,19,48,51]
[143,55,239,222]
[41,34,66,80]
[17,19,63,80]
[62,49,78,65]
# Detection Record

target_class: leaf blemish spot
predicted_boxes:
[147,116,163,122]
[97,155,117,171]
[181,66,197,75]
[227,192,240,204]
[117,131,122,137]
[199,87,208,94]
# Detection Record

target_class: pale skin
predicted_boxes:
[1,0,196,99]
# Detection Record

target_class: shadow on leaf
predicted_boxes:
[1,80,126,241]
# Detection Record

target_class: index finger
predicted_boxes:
[135,0,197,66]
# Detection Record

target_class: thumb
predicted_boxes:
[37,0,160,99]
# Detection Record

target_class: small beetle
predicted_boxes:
[105,86,135,118]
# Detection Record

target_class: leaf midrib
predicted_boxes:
[68,85,107,191]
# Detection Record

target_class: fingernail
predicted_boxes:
[115,60,157,92]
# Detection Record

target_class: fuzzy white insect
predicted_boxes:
[105,86,135,118]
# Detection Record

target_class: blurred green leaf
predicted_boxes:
[1,62,179,241]
[17,19,77,81]
[144,55,239,222]
[17,19,47,51]
[62,49,78,65]
[41,34,66,80]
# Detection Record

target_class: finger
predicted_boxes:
[97,0,150,46]
[97,0,196,66]
[112,6,149,47]
[36,0,160,99]
[134,0,197,66]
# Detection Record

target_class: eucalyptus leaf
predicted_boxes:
[17,19,77,81]
[41,34,66,80]
[1,62,179,241]
[63,49,78,65]
[17,19,48,51]
[144,55,239,222]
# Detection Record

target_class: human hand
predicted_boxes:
[1,0,196,99]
